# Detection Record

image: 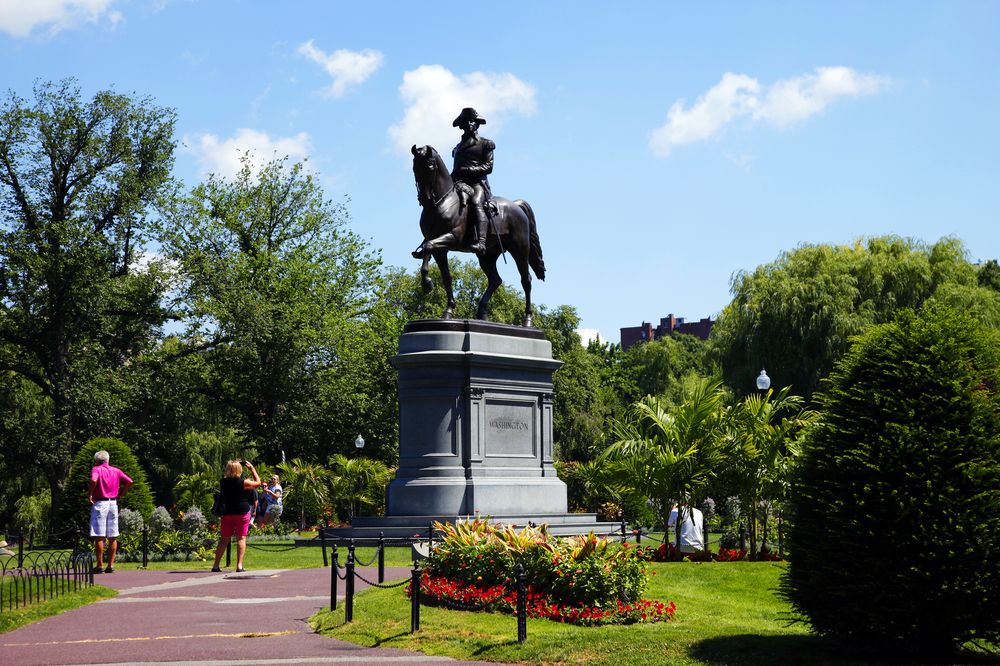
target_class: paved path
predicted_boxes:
[2,566,474,666]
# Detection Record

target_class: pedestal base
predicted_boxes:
[386,319,567,517]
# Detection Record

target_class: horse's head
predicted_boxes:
[411,144,450,206]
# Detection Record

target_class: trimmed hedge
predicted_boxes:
[55,437,155,533]
[785,305,1000,656]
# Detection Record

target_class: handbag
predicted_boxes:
[211,491,225,517]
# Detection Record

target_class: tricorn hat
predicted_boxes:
[453,107,487,127]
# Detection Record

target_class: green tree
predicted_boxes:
[161,156,383,463]
[602,379,727,547]
[723,386,818,557]
[786,304,1000,657]
[712,235,988,401]
[978,258,1000,292]
[0,79,176,521]
[620,333,715,406]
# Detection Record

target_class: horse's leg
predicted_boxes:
[476,251,503,321]
[434,249,455,319]
[514,254,533,327]
[420,252,433,293]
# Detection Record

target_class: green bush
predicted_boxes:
[785,305,1000,657]
[148,506,173,534]
[55,437,156,534]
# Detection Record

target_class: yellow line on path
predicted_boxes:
[3,630,300,647]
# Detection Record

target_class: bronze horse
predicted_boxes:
[410,144,545,326]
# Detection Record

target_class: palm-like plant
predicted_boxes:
[571,459,619,514]
[277,458,331,532]
[725,386,820,556]
[328,454,393,523]
[603,378,728,547]
[174,471,217,515]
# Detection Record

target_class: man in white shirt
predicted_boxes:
[667,503,705,553]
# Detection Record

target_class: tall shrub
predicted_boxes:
[55,437,155,533]
[785,305,1000,656]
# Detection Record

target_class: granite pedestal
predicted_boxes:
[325,319,614,539]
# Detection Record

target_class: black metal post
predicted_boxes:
[330,545,339,611]
[320,530,328,568]
[635,526,641,544]
[620,518,627,541]
[516,563,527,643]
[377,532,385,583]
[739,525,747,551]
[345,540,356,622]
[17,533,24,569]
[428,522,434,553]
[410,559,421,633]
[142,526,149,569]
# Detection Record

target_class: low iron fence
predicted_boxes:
[0,540,96,614]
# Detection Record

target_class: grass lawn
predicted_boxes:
[0,584,116,634]
[310,561,887,665]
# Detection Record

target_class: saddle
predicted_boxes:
[454,182,499,217]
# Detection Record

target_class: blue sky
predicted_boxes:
[3,1,998,344]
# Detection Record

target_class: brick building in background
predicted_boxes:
[620,313,714,351]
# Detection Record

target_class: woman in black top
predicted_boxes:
[211,460,261,572]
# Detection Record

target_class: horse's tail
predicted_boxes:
[517,199,545,281]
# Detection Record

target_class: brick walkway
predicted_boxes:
[1,566,473,666]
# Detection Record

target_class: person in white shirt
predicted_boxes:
[667,503,705,553]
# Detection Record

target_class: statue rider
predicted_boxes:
[451,108,494,254]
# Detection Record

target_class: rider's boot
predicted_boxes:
[470,204,488,254]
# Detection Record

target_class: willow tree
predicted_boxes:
[712,236,990,401]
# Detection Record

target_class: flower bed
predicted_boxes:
[639,543,783,562]
[411,519,676,626]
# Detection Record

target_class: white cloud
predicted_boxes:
[650,67,887,157]
[0,0,121,37]
[297,40,384,98]
[388,65,537,156]
[576,328,604,346]
[754,66,886,128]
[650,73,759,156]
[183,128,312,180]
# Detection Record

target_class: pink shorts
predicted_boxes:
[220,512,251,539]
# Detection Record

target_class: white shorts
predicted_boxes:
[90,500,120,538]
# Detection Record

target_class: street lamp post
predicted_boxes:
[756,369,771,392]
[350,434,365,524]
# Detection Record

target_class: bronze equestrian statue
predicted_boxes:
[411,108,545,326]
